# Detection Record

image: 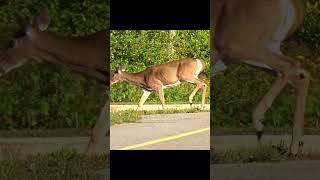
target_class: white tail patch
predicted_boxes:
[194,59,203,79]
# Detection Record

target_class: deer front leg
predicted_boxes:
[290,68,310,155]
[137,90,151,111]
[158,87,166,110]
[86,101,109,155]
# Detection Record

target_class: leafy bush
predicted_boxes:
[0,1,109,129]
[110,30,210,104]
[296,0,320,54]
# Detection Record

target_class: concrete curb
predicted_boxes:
[111,104,210,112]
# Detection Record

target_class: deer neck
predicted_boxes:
[121,71,147,88]
[32,32,75,63]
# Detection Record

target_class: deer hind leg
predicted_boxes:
[184,78,207,110]
[158,87,166,109]
[290,68,310,154]
[189,86,201,107]
[250,50,309,154]
[252,73,290,142]
[201,81,207,110]
[137,90,151,111]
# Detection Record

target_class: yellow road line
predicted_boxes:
[117,127,210,150]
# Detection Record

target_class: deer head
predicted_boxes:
[0,7,50,77]
[110,66,126,85]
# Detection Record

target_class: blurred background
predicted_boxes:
[212,0,320,132]
[0,0,109,130]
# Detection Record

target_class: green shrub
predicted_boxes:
[296,0,320,54]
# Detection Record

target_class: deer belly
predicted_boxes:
[163,81,181,89]
[194,59,203,79]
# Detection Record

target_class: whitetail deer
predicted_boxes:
[111,58,207,110]
[0,7,109,155]
[211,0,309,154]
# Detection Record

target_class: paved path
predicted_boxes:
[212,135,320,152]
[111,112,210,150]
[211,161,320,180]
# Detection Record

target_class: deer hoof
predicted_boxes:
[299,141,304,147]
[256,131,264,142]
[290,142,303,155]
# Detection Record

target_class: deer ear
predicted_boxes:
[16,16,30,33]
[118,65,126,72]
[33,6,50,31]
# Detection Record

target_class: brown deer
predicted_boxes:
[211,0,309,154]
[111,58,208,110]
[0,7,109,155]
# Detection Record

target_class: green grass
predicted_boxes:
[0,128,92,137]
[211,142,320,164]
[110,110,141,126]
[110,108,209,126]
[0,149,109,180]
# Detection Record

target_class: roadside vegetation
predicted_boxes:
[0,149,109,180]
[211,143,320,164]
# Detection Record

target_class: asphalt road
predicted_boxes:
[211,161,320,180]
[110,112,210,150]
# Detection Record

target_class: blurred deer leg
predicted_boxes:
[137,90,151,111]
[250,50,296,142]
[86,101,109,155]
[158,88,165,109]
[290,68,310,154]
[201,82,207,110]
[189,86,201,107]
[252,75,289,141]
